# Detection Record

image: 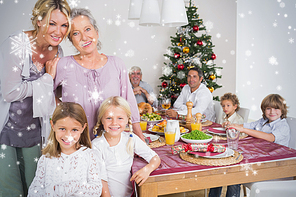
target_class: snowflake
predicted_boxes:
[0,152,5,159]
[269,56,278,65]
[18,132,23,137]
[230,50,235,55]
[69,0,80,8]
[162,66,172,76]
[289,38,294,44]
[177,71,186,79]
[279,2,285,8]
[27,126,31,131]
[204,21,214,31]
[192,57,200,65]
[34,157,39,163]
[88,87,103,104]
[10,33,37,63]
[1,144,7,150]
[128,22,135,27]
[245,50,252,56]
[276,85,282,91]
[116,14,121,19]
[251,105,257,111]
[12,66,19,72]
[248,10,252,15]
[125,49,135,57]
[238,13,245,18]
[107,19,113,25]
[216,33,221,38]
[0,0,3,4]
[61,80,67,87]
[273,22,278,27]
[166,49,172,56]
[115,20,121,26]
[151,35,156,39]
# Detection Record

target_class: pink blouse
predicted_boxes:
[54,56,140,139]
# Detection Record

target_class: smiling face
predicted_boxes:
[70,15,98,55]
[37,9,69,46]
[221,100,237,117]
[101,106,128,139]
[129,70,142,87]
[51,117,86,155]
[265,107,282,122]
[187,70,203,92]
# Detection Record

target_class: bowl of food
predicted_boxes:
[181,130,213,143]
[141,113,163,124]
[149,125,189,135]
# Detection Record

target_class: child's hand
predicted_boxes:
[226,124,244,133]
[130,167,150,186]
[222,121,230,128]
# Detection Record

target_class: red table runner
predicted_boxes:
[133,123,296,176]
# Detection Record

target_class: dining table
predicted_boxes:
[132,121,296,197]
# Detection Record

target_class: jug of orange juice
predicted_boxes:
[166,120,180,142]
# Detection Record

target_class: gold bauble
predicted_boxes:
[209,74,216,80]
[208,87,214,93]
[178,43,183,46]
[183,47,190,54]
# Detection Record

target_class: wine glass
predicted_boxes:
[161,98,171,117]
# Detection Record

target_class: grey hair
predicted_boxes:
[68,8,102,50]
[129,66,142,75]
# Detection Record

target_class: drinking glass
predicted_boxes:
[226,128,240,150]
[161,98,171,111]
[164,127,176,146]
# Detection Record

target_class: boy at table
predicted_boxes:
[227,94,290,147]
[166,67,215,121]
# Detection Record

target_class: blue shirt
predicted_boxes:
[244,118,290,146]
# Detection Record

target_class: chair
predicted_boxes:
[213,100,223,123]
[237,107,250,123]
[244,116,296,197]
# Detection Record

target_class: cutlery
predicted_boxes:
[145,138,150,145]
[236,151,243,160]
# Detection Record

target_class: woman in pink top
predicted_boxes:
[54,8,144,141]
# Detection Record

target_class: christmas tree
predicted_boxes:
[158,0,222,104]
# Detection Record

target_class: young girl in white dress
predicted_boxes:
[92,96,161,197]
[28,102,110,196]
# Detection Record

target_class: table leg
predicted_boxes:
[138,182,158,197]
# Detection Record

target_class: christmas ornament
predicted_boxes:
[193,25,199,32]
[177,64,184,70]
[171,94,177,99]
[180,83,186,88]
[177,43,183,46]
[177,71,186,79]
[183,47,190,54]
[211,53,216,60]
[162,82,168,88]
[174,53,180,58]
[209,74,216,80]
[197,40,203,46]
[208,87,214,93]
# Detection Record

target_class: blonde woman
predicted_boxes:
[0,0,71,196]
[92,96,160,197]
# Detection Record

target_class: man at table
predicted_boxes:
[166,67,215,121]
[129,66,157,107]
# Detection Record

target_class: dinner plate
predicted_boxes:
[188,148,234,159]
[143,133,160,142]
[181,134,213,144]
[207,127,227,136]
[148,128,189,135]
[146,119,164,126]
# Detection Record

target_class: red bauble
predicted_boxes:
[174,53,180,58]
[197,40,203,46]
[180,83,186,88]
[211,53,217,60]
[162,82,168,88]
[193,25,199,32]
[177,64,184,70]
[171,94,176,99]
[179,37,182,42]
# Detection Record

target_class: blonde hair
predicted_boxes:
[93,96,134,156]
[220,93,240,112]
[42,102,91,158]
[31,0,71,38]
[261,94,288,119]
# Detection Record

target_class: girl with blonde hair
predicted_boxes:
[28,102,110,196]
[92,96,160,197]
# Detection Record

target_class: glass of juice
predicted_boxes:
[140,120,147,131]
[164,127,176,145]
[191,118,201,131]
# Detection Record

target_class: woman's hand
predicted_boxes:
[46,56,60,79]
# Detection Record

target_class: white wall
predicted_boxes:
[0,0,236,104]
[237,0,296,120]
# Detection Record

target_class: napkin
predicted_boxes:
[208,127,226,134]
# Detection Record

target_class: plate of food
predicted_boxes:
[181,130,213,143]
[143,133,160,142]
[141,113,163,125]
[188,148,234,159]
[148,125,189,135]
[207,127,227,136]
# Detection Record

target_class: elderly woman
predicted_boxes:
[54,8,144,141]
[0,0,71,196]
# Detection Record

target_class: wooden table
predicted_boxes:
[132,125,296,197]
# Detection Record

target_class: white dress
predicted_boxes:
[92,132,157,197]
[28,147,102,197]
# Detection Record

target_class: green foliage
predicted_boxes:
[158,0,222,104]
